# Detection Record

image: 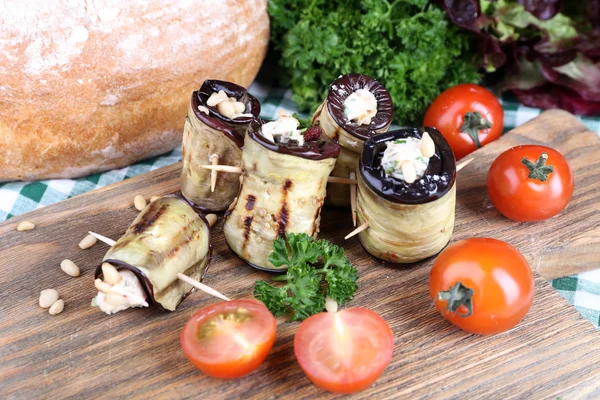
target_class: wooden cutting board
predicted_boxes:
[1,109,599,399]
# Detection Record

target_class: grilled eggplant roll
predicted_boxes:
[223,115,340,271]
[181,80,261,212]
[312,74,393,206]
[94,193,212,312]
[356,127,456,263]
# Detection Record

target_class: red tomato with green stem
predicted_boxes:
[429,238,534,335]
[487,145,574,222]
[181,299,276,379]
[424,84,504,160]
[294,307,394,394]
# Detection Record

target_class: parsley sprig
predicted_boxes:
[254,233,358,321]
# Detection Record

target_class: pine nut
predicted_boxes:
[94,278,112,293]
[420,131,435,158]
[104,292,127,307]
[133,195,147,211]
[206,91,227,106]
[217,101,235,119]
[150,196,160,203]
[60,259,81,277]
[102,263,122,285]
[78,234,97,250]
[233,101,246,114]
[48,299,65,315]
[206,214,218,227]
[17,221,35,231]
[198,105,210,115]
[39,289,59,308]
[402,160,417,184]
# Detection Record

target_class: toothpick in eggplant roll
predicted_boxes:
[92,193,212,313]
[356,127,456,263]
[181,80,261,212]
[312,74,393,206]
[223,113,340,271]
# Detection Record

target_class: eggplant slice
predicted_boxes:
[312,73,393,206]
[356,127,456,264]
[95,193,212,311]
[223,118,340,271]
[180,80,261,212]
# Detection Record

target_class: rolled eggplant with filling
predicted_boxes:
[356,127,456,263]
[223,113,340,271]
[181,80,261,212]
[312,74,393,206]
[92,193,212,313]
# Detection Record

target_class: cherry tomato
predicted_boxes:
[294,307,394,394]
[487,145,574,222]
[424,84,504,160]
[181,299,276,379]
[429,238,534,335]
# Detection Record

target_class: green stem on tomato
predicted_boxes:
[521,152,554,182]
[437,281,474,317]
[460,111,492,148]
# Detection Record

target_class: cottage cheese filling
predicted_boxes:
[343,89,377,125]
[92,269,149,314]
[381,137,431,182]
[261,113,305,145]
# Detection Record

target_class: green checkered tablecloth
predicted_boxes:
[1,78,600,330]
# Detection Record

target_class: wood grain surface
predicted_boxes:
[1,109,599,399]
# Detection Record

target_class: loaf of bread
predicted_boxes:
[0,1,269,181]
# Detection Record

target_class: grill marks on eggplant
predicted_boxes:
[245,194,256,211]
[277,179,293,238]
[131,202,166,235]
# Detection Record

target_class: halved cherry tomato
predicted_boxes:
[487,145,574,222]
[429,238,534,335]
[424,84,504,160]
[294,307,394,394]
[181,299,276,379]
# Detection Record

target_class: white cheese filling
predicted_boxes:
[261,113,305,145]
[381,137,430,181]
[343,89,377,125]
[92,270,149,315]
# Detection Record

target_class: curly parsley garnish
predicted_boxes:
[254,233,358,321]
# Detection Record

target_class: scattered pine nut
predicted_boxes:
[17,221,35,231]
[48,299,64,315]
[39,289,59,308]
[78,234,97,250]
[206,214,218,227]
[60,259,81,277]
[150,196,160,203]
[133,195,147,211]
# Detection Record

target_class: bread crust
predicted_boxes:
[0,0,269,181]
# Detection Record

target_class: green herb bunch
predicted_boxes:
[268,0,482,125]
[254,233,358,321]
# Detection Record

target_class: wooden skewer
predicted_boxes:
[345,157,476,240]
[88,214,229,302]
[327,176,358,185]
[176,273,230,301]
[344,222,369,240]
[350,172,357,227]
[88,231,116,246]
[200,165,358,185]
[200,164,241,173]
[209,154,219,193]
